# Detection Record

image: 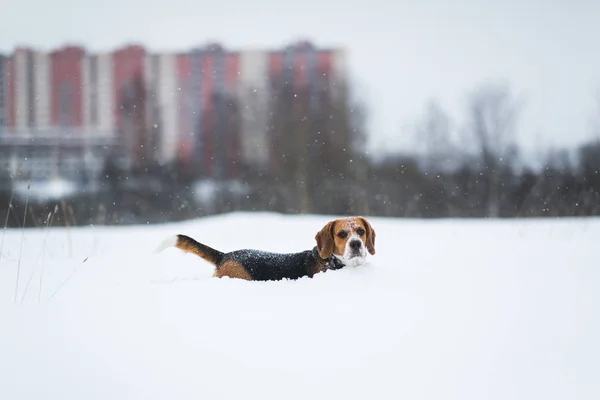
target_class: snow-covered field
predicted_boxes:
[0,212,598,400]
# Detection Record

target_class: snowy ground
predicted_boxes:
[0,212,598,400]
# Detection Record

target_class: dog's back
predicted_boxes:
[224,249,316,281]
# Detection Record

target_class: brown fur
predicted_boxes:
[315,221,335,259]
[214,260,252,280]
[359,217,376,255]
[175,234,223,265]
[309,262,327,278]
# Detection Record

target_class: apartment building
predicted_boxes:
[0,41,347,184]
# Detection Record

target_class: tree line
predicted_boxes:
[1,77,599,227]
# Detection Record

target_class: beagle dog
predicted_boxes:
[155,216,376,281]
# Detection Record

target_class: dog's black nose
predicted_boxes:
[349,240,362,250]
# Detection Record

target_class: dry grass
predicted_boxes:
[0,165,21,264]
[37,205,59,303]
[14,181,30,303]
[16,204,59,304]
[1,161,110,304]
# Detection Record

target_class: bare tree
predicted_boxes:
[266,78,367,214]
[464,81,523,218]
[267,84,308,212]
[118,75,160,172]
[238,86,270,174]
[345,93,370,214]
[591,88,600,137]
[415,100,457,172]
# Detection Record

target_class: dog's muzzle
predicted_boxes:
[348,239,363,256]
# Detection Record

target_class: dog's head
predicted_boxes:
[315,216,376,267]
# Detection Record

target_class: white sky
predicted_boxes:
[2,0,599,157]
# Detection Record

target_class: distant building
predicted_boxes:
[0,54,6,128]
[0,41,347,186]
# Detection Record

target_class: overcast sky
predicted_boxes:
[2,0,599,157]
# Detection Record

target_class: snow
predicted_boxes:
[14,177,79,202]
[0,212,598,400]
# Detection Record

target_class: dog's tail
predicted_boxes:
[155,234,224,266]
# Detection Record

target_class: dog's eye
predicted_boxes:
[337,231,348,239]
[357,228,365,236]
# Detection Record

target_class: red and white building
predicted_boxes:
[0,41,347,182]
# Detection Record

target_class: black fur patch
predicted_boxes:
[218,246,346,281]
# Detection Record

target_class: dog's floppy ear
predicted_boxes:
[315,221,335,259]
[359,217,376,255]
